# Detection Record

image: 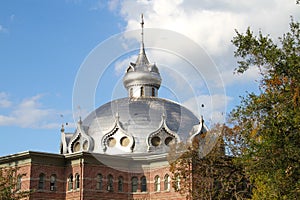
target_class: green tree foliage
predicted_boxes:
[169,125,252,200]
[0,167,31,200]
[230,18,300,199]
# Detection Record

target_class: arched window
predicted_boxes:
[175,174,180,191]
[131,177,138,192]
[68,174,73,191]
[73,141,81,152]
[16,175,22,191]
[164,174,170,191]
[75,173,80,189]
[141,176,147,192]
[50,174,56,191]
[141,87,144,97]
[96,174,102,190]
[152,88,155,97]
[107,174,113,192]
[154,175,160,192]
[130,88,133,97]
[38,173,45,190]
[118,176,123,192]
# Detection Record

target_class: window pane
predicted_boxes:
[107,175,113,192]
[118,176,123,192]
[154,176,160,192]
[50,175,56,191]
[75,174,80,189]
[97,174,102,190]
[68,175,73,191]
[38,173,45,190]
[132,177,138,192]
[164,174,170,191]
[141,176,147,192]
[16,176,22,190]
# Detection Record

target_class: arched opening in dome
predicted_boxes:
[165,137,174,146]
[120,136,130,147]
[107,137,116,147]
[73,141,81,152]
[130,88,133,97]
[152,88,155,97]
[83,140,88,151]
[151,136,161,147]
[141,87,144,97]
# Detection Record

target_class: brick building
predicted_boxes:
[0,16,207,200]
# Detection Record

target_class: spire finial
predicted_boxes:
[61,124,65,132]
[136,13,148,63]
[78,116,82,125]
[140,13,144,44]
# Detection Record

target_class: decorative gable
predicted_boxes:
[68,119,94,153]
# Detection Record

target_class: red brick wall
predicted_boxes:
[80,163,186,200]
[29,163,66,200]
[13,155,187,200]
[17,164,31,192]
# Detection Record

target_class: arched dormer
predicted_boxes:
[147,114,180,152]
[68,118,94,153]
[101,113,135,154]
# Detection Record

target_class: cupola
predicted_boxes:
[123,14,162,98]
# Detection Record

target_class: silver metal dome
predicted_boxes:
[60,15,206,156]
[81,97,204,154]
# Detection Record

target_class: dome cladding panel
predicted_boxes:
[82,97,200,154]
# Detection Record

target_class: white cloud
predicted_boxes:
[109,0,299,124]
[218,65,261,88]
[119,0,299,55]
[116,0,299,65]
[0,92,12,108]
[0,94,71,129]
[108,0,120,11]
[119,0,242,55]
[183,94,233,124]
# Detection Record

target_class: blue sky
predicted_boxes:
[0,0,299,156]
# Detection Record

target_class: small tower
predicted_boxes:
[60,124,68,154]
[123,14,162,98]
